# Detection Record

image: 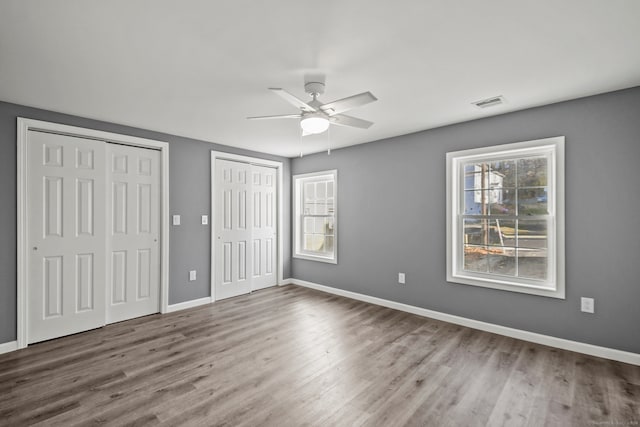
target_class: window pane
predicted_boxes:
[517,157,547,187]
[316,181,326,199]
[517,220,547,249]
[303,217,313,233]
[314,217,326,234]
[304,182,315,200]
[489,188,515,215]
[464,164,484,190]
[327,181,334,198]
[304,182,317,214]
[464,189,487,215]
[488,220,516,246]
[489,248,516,276]
[518,188,548,215]
[463,219,483,245]
[490,160,516,187]
[464,245,488,272]
[304,234,325,252]
[304,234,313,251]
[517,248,548,280]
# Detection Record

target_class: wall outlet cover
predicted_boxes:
[173,215,181,226]
[202,215,208,225]
[398,272,406,284]
[581,297,595,314]
[189,270,197,281]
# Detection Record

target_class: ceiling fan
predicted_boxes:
[247,81,377,135]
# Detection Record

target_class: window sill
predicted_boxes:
[447,272,565,299]
[293,253,337,264]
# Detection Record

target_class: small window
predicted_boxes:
[446,137,565,298]
[293,170,337,264]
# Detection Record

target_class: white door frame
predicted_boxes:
[210,151,284,301]
[17,118,171,349]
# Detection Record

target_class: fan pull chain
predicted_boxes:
[299,128,304,158]
[327,126,331,155]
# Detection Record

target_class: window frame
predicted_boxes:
[293,169,338,264]
[446,137,565,298]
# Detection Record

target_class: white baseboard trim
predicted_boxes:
[288,278,640,366]
[0,340,18,355]
[166,296,212,313]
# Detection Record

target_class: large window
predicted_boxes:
[293,170,337,264]
[446,137,565,298]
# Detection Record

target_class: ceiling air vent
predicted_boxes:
[472,95,505,109]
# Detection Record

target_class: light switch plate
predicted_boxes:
[189,270,197,281]
[201,215,208,225]
[172,215,181,226]
[398,272,406,284]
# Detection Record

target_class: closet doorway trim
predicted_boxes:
[210,151,284,301]
[16,118,170,349]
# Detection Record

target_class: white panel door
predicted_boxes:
[215,159,252,300]
[250,165,277,291]
[27,131,106,344]
[106,144,161,323]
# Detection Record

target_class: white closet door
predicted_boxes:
[215,159,253,300]
[250,165,277,290]
[106,144,161,323]
[27,131,106,344]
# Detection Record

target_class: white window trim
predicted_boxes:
[293,170,338,264]
[446,136,565,299]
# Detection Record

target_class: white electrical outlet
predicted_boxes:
[189,270,197,281]
[398,272,406,284]
[581,297,594,313]
[172,215,181,226]
[201,215,208,225]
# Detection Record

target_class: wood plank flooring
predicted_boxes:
[1,285,638,426]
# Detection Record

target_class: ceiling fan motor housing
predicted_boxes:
[304,82,325,96]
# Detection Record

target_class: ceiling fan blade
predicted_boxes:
[247,114,302,120]
[320,91,377,116]
[269,88,317,113]
[329,114,374,129]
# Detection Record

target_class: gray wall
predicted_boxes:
[0,100,291,344]
[291,86,640,354]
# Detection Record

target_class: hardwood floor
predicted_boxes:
[1,285,638,426]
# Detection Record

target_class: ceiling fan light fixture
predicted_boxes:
[300,114,330,134]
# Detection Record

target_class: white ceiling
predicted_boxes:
[1,1,639,158]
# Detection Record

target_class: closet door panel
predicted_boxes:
[27,131,106,344]
[250,165,277,291]
[106,144,161,323]
[214,159,253,300]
